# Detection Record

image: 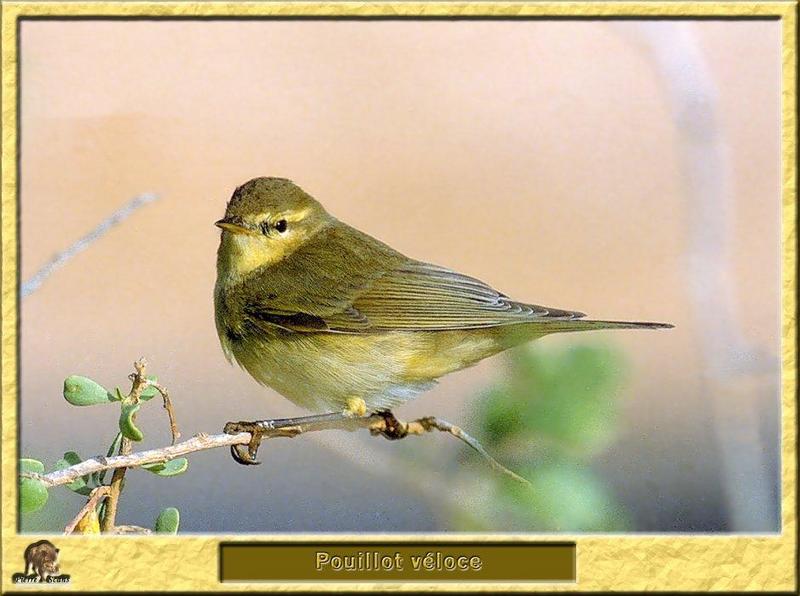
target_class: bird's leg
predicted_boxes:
[344,397,367,417]
[223,411,368,465]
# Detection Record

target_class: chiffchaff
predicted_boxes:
[215,177,670,425]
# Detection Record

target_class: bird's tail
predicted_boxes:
[435,317,673,375]
[487,317,673,353]
[535,319,674,334]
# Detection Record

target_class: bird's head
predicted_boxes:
[215,177,332,278]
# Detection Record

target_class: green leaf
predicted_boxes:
[67,484,92,497]
[59,451,82,466]
[63,375,115,406]
[19,476,48,514]
[55,452,93,495]
[140,376,159,401]
[19,458,44,474]
[119,402,143,441]
[154,507,180,534]
[99,432,123,484]
[106,432,123,457]
[113,387,125,401]
[19,458,51,511]
[142,458,188,477]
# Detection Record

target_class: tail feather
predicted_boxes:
[537,319,674,333]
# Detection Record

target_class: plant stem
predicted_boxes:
[64,486,110,535]
[99,358,149,533]
[99,436,131,533]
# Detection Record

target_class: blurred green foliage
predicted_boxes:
[462,342,632,532]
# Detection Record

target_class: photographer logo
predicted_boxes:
[11,540,71,584]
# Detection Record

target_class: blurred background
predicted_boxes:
[18,19,780,533]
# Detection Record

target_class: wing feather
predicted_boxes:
[333,262,584,331]
[242,223,585,333]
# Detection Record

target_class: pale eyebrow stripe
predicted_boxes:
[281,207,312,222]
[253,207,312,227]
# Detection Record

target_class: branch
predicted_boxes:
[29,431,251,488]
[64,486,109,535]
[26,413,532,491]
[145,378,180,444]
[406,417,532,487]
[101,358,154,532]
[21,192,158,298]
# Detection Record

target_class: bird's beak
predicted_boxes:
[215,218,255,235]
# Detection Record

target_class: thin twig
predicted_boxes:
[407,417,533,488]
[100,358,150,533]
[64,486,110,535]
[27,414,531,491]
[145,379,180,444]
[21,192,158,298]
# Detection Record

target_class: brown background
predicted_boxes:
[19,19,780,532]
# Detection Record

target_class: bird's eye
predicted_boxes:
[275,219,288,233]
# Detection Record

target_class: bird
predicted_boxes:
[214,177,671,463]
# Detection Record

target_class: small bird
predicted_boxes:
[215,177,671,462]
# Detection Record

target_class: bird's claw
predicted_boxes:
[230,443,260,466]
[224,421,264,466]
[371,410,408,440]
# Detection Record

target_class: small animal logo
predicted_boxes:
[11,540,70,584]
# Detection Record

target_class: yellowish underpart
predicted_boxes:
[222,319,550,413]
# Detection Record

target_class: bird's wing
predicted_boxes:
[243,223,585,333]
[338,261,585,331]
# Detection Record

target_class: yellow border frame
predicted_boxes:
[1,1,796,592]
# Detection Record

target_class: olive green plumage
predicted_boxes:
[214,177,671,413]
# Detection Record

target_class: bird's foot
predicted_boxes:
[223,421,266,465]
[370,410,408,440]
[343,397,367,418]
